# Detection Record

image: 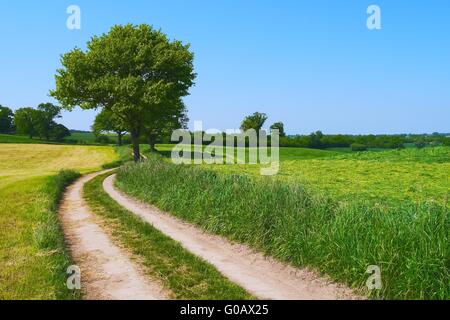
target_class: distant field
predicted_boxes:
[153,144,450,204]
[0,133,121,145]
[63,131,97,144]
[0,143,117,299]
[0,134,42,144]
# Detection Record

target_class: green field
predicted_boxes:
[152,144,450,204]
[0,143,117,299]
[117,145,450,299]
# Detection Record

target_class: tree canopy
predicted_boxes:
[51,24,196,161]
[0,105,14,134]
[270,122,286,137]
[240,112,268,133]
[36,103,62,140]
[92,109,126,145]
[14,108,40,139]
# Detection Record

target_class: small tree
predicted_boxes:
[443,137,450,147]
[14,108,40,139]
[50,123,71,141]
[144,98,188,152]
[0,105,14,134]
[92,109,126,146]
[51,24,196,162]
[309,130,324,149]
[240,112,268,133]
[270,122,286,137]
[351,143,368,152]
[415,139,427,149]
[36,103,62,140]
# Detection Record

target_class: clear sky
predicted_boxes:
[0,0,449,134]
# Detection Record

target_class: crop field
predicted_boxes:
[118,145,449,299]
[0,144,117,299]
[153,144,450,204]
[209,147,450,204]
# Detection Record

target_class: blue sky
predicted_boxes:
[0,0,449,134]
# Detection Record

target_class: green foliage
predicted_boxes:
[415,139,427,149]
[116,157,449,300]
[0,105,14,133]
[351,143,368,152]
[240,112,268,132]
[270,122,286,137]
[36,103,62,141]
[92,109,126,145]
[11,104,68,142]
[51,24,196,162]
[50,123,71,141]
[443,137,450,147]
[95,134,113,144]
[14,107,41,138]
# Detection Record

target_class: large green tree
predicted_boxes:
[0,105,14,134]
[51,24,196,162]
[240,112,268,133]
[14,108,40,139]
[92,109,126,146]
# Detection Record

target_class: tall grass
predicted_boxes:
[116,157,449,300]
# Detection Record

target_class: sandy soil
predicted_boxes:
[104,174,361,300]
[59,171,169,300]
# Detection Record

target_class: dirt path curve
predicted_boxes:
[59,171,169,300]
[104,174,360,300]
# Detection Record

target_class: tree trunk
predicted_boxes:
[131,131,141,163]
[117,132,123,146]
[148,134,157,153]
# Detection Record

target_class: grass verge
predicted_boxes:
[116,157,449,300]
[83,172,253,300]
[0,170,81,299]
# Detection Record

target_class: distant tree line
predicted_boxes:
[280,131,450,150]
[0,103,70,141]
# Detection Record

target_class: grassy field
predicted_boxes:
[152,144,449,205]
[117,147,449,299]
[84,173,253,300]
[0,134,43,144]
[0,143,117,299]
[0,132,121,146]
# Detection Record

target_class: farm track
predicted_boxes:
[59,170,169,300]
[104,174,361,300]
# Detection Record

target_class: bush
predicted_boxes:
[351,143,368,152]
[95,134,113,144]
[443,137,450,147]
[415,140,427,149]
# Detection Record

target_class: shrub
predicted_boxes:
[351,143,368,152]
[95,134,113,144]
[415,140,427,149]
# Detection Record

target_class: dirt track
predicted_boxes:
[104,174,360,300]
[59,171,168,300]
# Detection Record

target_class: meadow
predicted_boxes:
[0,143,117,299]
[116,145,449,299]
[152,144,450,204]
